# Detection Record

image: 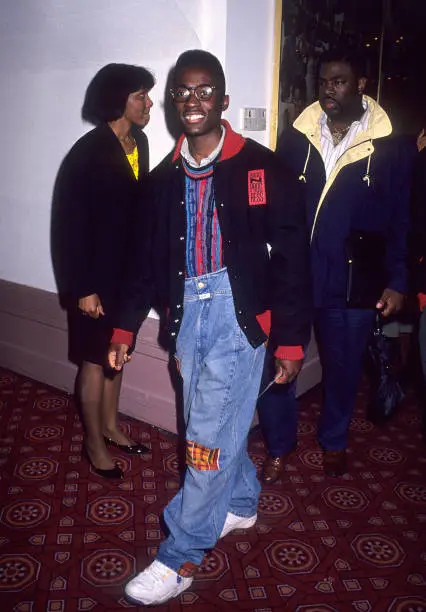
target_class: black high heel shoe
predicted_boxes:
[104,436,150,456]
[84,448,124,480]
[92,464,124,479]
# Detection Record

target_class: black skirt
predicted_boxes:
[67,307,136,367]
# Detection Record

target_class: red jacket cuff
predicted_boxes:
[256,311,304,360]
[256,310,271,336]
[274,345,304,360]
[111,328,134,346]
[418,293,426,312]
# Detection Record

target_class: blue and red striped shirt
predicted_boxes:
[183,159,223,277]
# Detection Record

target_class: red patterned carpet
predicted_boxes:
[1,367,426,612]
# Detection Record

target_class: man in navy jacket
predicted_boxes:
[258,46,414,481]
[108,50,311,605]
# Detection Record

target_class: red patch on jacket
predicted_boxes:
[248,169,266,206]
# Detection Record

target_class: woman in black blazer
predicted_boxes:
[52,63,155,479]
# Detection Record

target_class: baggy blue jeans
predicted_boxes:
[156,268,266,572]
[257,308,375,455]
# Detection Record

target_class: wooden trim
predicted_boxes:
[0,279,179,432]
[269,0,282,151]
[0,278,321,434]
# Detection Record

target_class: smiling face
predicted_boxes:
[318,61,365,122]
[123,88,153,128]
[172,66,229,138]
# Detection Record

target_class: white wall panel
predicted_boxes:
[0,1,275,292]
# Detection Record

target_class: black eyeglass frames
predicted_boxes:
[169,84,217,102]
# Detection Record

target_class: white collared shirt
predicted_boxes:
[320,98,369,179]
[180,126,226,168]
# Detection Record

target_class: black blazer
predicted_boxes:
[51,123,151,314]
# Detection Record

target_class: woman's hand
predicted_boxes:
[417,129,426,153]
[108,343,131,371]
[78,293,105,319]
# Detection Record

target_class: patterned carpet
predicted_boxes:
[0,367,426,612]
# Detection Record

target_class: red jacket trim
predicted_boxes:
[256,310,304,360]
[111,329,133,346]
[113,311,304,360]
[274,345,304,361]
[171,120,246,163]
[418,293,426,312]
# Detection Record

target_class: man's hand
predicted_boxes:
[108,343,130,371]
[417,128,426,153]
[274,358,303,384]
[78,294,105,319]
[376,288,405,317]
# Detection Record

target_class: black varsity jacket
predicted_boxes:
[115,120,312,355]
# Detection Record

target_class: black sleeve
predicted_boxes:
[113,155,174,336]
[51,150,97,302]
[113,175,155,334]
[410,149,426,292]
[275,127,300,168]
[267,160,313,349]
[383,138,414,295]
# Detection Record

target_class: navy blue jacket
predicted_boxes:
[276,97,415,308]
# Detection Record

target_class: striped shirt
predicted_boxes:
[183,159,223,277]
[320,98,369,179]
[180,128,225,278]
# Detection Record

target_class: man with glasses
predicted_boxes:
[108,49,311,605]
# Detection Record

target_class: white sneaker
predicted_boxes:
[124,560,193,605]
[220,512,257,538]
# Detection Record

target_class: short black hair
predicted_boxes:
[173,50,226,93]
[82,63,155,125]
[320,45,367,80]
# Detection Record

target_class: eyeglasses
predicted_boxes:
[169,84,217,102]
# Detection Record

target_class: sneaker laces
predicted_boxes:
[149,561,182,584]
[135,561,181,588]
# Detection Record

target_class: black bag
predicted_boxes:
[366,313,404,425]
[345,230,387,308]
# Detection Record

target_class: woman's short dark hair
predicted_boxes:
[173,50,226,94]
[82,63,155,125]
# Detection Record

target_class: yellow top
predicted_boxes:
[126,146,139,180]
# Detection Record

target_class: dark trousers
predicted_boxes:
[257,308,375,454]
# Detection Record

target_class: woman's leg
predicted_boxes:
[101,369,127,442]
[77,361,115,470]
[101,369,147,446]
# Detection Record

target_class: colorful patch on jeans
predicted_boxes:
[178,561,198,577]
[248,169,266,206]
[186,440,220,471]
